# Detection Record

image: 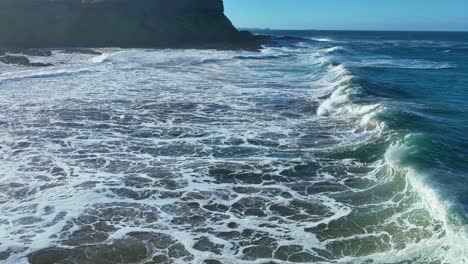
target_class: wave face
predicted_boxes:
[1,31,468,264]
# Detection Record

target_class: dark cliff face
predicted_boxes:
[0,0,260,49]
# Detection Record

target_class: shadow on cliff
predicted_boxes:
[0,0,269,51]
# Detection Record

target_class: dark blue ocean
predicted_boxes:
[260,30,468,205]
[0,31,467,263]
[257,30,468,263]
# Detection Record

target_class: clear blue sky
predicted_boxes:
[224,0,468,31]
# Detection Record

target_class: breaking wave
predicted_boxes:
[314,43,468,263]
[0,32,467,264]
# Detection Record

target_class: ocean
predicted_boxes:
[0,30,467,263]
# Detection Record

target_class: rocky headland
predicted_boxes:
[0,0,264,50]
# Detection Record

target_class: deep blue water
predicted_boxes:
[261,30,468,209]
[259,29,468,262]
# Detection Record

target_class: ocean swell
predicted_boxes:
[0,32,467,264]
[315,44,468,263]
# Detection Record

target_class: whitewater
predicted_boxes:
[0,31,467,263]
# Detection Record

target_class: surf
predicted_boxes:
[313,39,468,263]
[1,30,468,264]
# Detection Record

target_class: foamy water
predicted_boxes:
[1,31,468,264]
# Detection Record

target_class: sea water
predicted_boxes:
[0,30,467,263]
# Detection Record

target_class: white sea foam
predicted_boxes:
[377,137,468,263]
[313,42,468,263]
[0,37,466,264]
[315,63,381,119]
[89,52,114,64]
[308,37,335,42]
[0,68,95,83]
[324,46,349,53]
[342,58,455,69]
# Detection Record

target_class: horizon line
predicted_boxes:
[238,28,468,33]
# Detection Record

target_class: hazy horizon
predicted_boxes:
[224,0,468,32]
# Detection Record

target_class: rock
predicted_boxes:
[0,55,30,66]
[27,49,52,56]
[30,62,54,67]
[0,48,52,56]
[278,35,307,41]
[0,0,264,50]
[11,48,51,56]
[0,55,53,67]
[61,49,103,55]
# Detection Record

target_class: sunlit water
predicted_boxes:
[1,31,468,263]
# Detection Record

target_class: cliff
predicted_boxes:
[0,0,262,49]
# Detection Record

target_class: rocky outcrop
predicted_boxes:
[0,55,54,67]
[0,0,262,50]
[60,49,103,55]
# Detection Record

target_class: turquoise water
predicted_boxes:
[266,30,468,206]
[0,31,467,263]
[280,30,468,208]
[260,30,468,262]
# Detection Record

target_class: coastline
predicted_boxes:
[0,0,264,51]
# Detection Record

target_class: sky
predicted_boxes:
[224,0,468,31]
